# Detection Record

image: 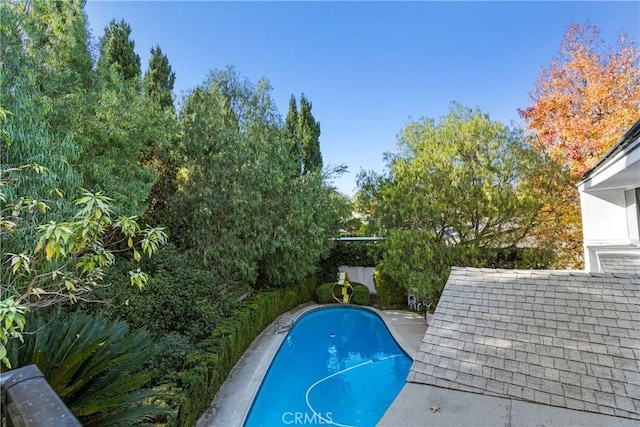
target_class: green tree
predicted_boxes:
[359,103,561,305]
[97,19,141,84]
[0,93,82,216]
[256,172,350,288]
[68,20,176,217]
[1,106,167,366]
[171,69,283,289]
[1,2,167,217]
[16,0,93,94]
[284,94,323,175]
[68,86,171,216]
[169,68,346,290]
[0,0,94,135]
[284,95,301,174]
[299,94,322,174]
[0,1,29,99]
[140,46,178,220]
[143,45,176,110]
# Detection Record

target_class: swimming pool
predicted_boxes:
[244,306,412,427]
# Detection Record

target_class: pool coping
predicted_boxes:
[196,303,426,427]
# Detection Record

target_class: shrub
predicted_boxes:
[352,283,370,306]
[146,332,196,382]
[174,279,318,426]
[3,309,168,426]
[374,265,406,309]
[315,282,369,305]
[87,246,241,343]
[315,282,337,303]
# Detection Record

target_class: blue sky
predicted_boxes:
[84,1,639,197]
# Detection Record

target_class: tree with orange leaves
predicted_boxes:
[520,21,640,178]
[519,22,640,268]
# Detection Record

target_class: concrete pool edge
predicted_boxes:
[197,303,428,427]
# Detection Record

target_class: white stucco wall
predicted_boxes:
[338,266,376,294]
[579,190,630,243]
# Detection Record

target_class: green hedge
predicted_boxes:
[315,282,370,306]
[174,279,318,426]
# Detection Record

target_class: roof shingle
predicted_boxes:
[599,254,640,276]
[410,267,640,420]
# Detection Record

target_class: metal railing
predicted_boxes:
[274,315,294,334]
[1,364,80,427]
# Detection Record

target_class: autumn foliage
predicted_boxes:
[517,22,640,268]
[520,22,640,178]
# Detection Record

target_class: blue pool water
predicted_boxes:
[244,306,412,427]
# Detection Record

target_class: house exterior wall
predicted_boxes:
[579,189,630,242]
[577,121,640,274]
[579,188,640,273]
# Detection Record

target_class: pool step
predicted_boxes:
[274,315,294,334]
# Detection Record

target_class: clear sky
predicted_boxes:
[84,1,639,197]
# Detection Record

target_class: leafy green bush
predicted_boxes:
[374,264,407,309]
[3,309,167,426]
[174,279,318,426]
[315,282,336,303]
[352,283,370,306]
[88,246,241,343]
[146,332,195,382]
[315,281,369,305]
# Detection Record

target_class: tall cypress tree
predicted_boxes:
[298,94,322,174]
[285,95,298,136]
[97,19,141,83]
[76,20,173,216]
[284,95,301,175]
[143,45,175,110]
[284,94,322,175]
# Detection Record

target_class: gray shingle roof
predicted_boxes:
[600,254,640,276]
[409,267,640,420]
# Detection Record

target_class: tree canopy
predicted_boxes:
[357,103,561,304]
[518,21,639,266]
[519,22,640,177]
[144,45,176,110]
[1,1,346,376]
[169,69,347,290]
[97,19,142,83]
[285,94,323,175]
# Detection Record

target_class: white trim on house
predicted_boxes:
[577,120,640,274]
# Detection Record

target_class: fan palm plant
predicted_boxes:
[2,309,168,426]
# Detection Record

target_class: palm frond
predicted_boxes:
[5,309,164,426]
